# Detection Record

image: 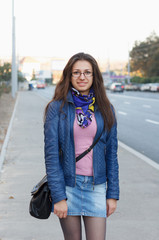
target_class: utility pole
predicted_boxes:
[127,44,130,84]
[11,0,17,98]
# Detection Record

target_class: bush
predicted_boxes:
[131,76,159,84]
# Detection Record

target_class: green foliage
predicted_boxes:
[0,61,26,82]
[0,63,11,82]
[131,76,159,84]
[18,71,26,82]
[130,32,159,77]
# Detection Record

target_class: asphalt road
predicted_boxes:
[34,87,159,164]
[107,90,159,164]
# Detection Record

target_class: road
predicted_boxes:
[107,90,159,164]
[33,87,159,164]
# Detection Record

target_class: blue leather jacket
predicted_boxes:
[44,91,119,204]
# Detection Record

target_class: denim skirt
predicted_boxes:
[66,175,107,218]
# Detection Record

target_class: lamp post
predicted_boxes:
[127,44,130,84]
[11,0,17,98]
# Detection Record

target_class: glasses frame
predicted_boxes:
[71,71,93,78]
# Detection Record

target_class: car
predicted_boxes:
[104,82,112,90]
[110,82,124,92]
[140,83,152,91]
[124,83,142,91]
[150,83,159,92]
[37,80,46,89]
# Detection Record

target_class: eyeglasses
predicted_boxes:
[72,71,93,78]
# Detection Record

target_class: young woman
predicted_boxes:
[44,52,119,240]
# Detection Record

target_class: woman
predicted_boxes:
[44,52,119,240]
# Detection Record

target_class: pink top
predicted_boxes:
[74,114,97,176]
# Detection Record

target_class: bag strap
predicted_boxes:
[76,129,103,162]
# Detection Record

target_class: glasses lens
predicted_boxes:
[72,71,93,77]
[72,71,80,77]
[84,71,92,77]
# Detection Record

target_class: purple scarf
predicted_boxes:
[71,87,95,128]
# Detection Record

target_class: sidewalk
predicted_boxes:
[0,91,159,240]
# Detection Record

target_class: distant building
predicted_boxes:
[19,56,41,81]
[51,59,67,83]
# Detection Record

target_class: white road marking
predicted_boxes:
[124,101,130,104]
[119,141,159,170]
[118,111,127,115]
[143,104,151,108]
[145,119,159,125]
[107,93,159,102]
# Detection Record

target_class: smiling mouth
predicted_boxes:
[77,82,87,85]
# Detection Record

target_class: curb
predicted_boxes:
[119,141,159,170]
[0,92,19,173]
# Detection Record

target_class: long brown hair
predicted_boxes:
[45,52,115,130]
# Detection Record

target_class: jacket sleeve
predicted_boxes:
[105,116,119,200]
[44,102,67,204]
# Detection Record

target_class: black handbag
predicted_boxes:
[29,175,52,219]
[29,130,103,219]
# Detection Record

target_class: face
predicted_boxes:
[71,60,93,95]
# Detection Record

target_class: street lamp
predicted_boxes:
[11,0,17,98]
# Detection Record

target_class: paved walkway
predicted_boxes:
[0,90,159,240]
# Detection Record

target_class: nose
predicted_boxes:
[80,73,85,80]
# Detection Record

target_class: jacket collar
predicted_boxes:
[67,90,74,104]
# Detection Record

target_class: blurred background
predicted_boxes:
[0,0,159,163]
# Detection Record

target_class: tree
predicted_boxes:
[0,62,26,82]
[0,63,11,82]
[130,32,159,77]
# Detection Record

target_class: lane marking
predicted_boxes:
[119,141,159,170]
[143,104,151,108]
[145,119,159,125]
[107,93,159,102]
[118,111,127,115]
[124,101,130,104]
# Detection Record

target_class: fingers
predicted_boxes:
[106,199,117,217]
[107,205,116,217]
[54,200,68,219]
[54,210,67,218]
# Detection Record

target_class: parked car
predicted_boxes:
[140,83,152,91]
[124,83,141,91]
[150,83,159,92]
[110,82,124,92]
[37,80,46,89]
[104,82,112,90]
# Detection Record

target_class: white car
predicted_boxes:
[150,83,159,92]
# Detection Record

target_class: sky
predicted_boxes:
[0,0,159,62]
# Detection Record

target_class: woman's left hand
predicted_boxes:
[106,199,117,217]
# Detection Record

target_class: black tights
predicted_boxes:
[59,216,106,240]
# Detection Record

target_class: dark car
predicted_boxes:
[110,83,124,92]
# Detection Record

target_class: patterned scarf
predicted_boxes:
[71,87,95,128]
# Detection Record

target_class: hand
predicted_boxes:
[54,200,68,218]
[106,199,117,217]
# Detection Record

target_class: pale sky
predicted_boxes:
[0,0,159,62]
